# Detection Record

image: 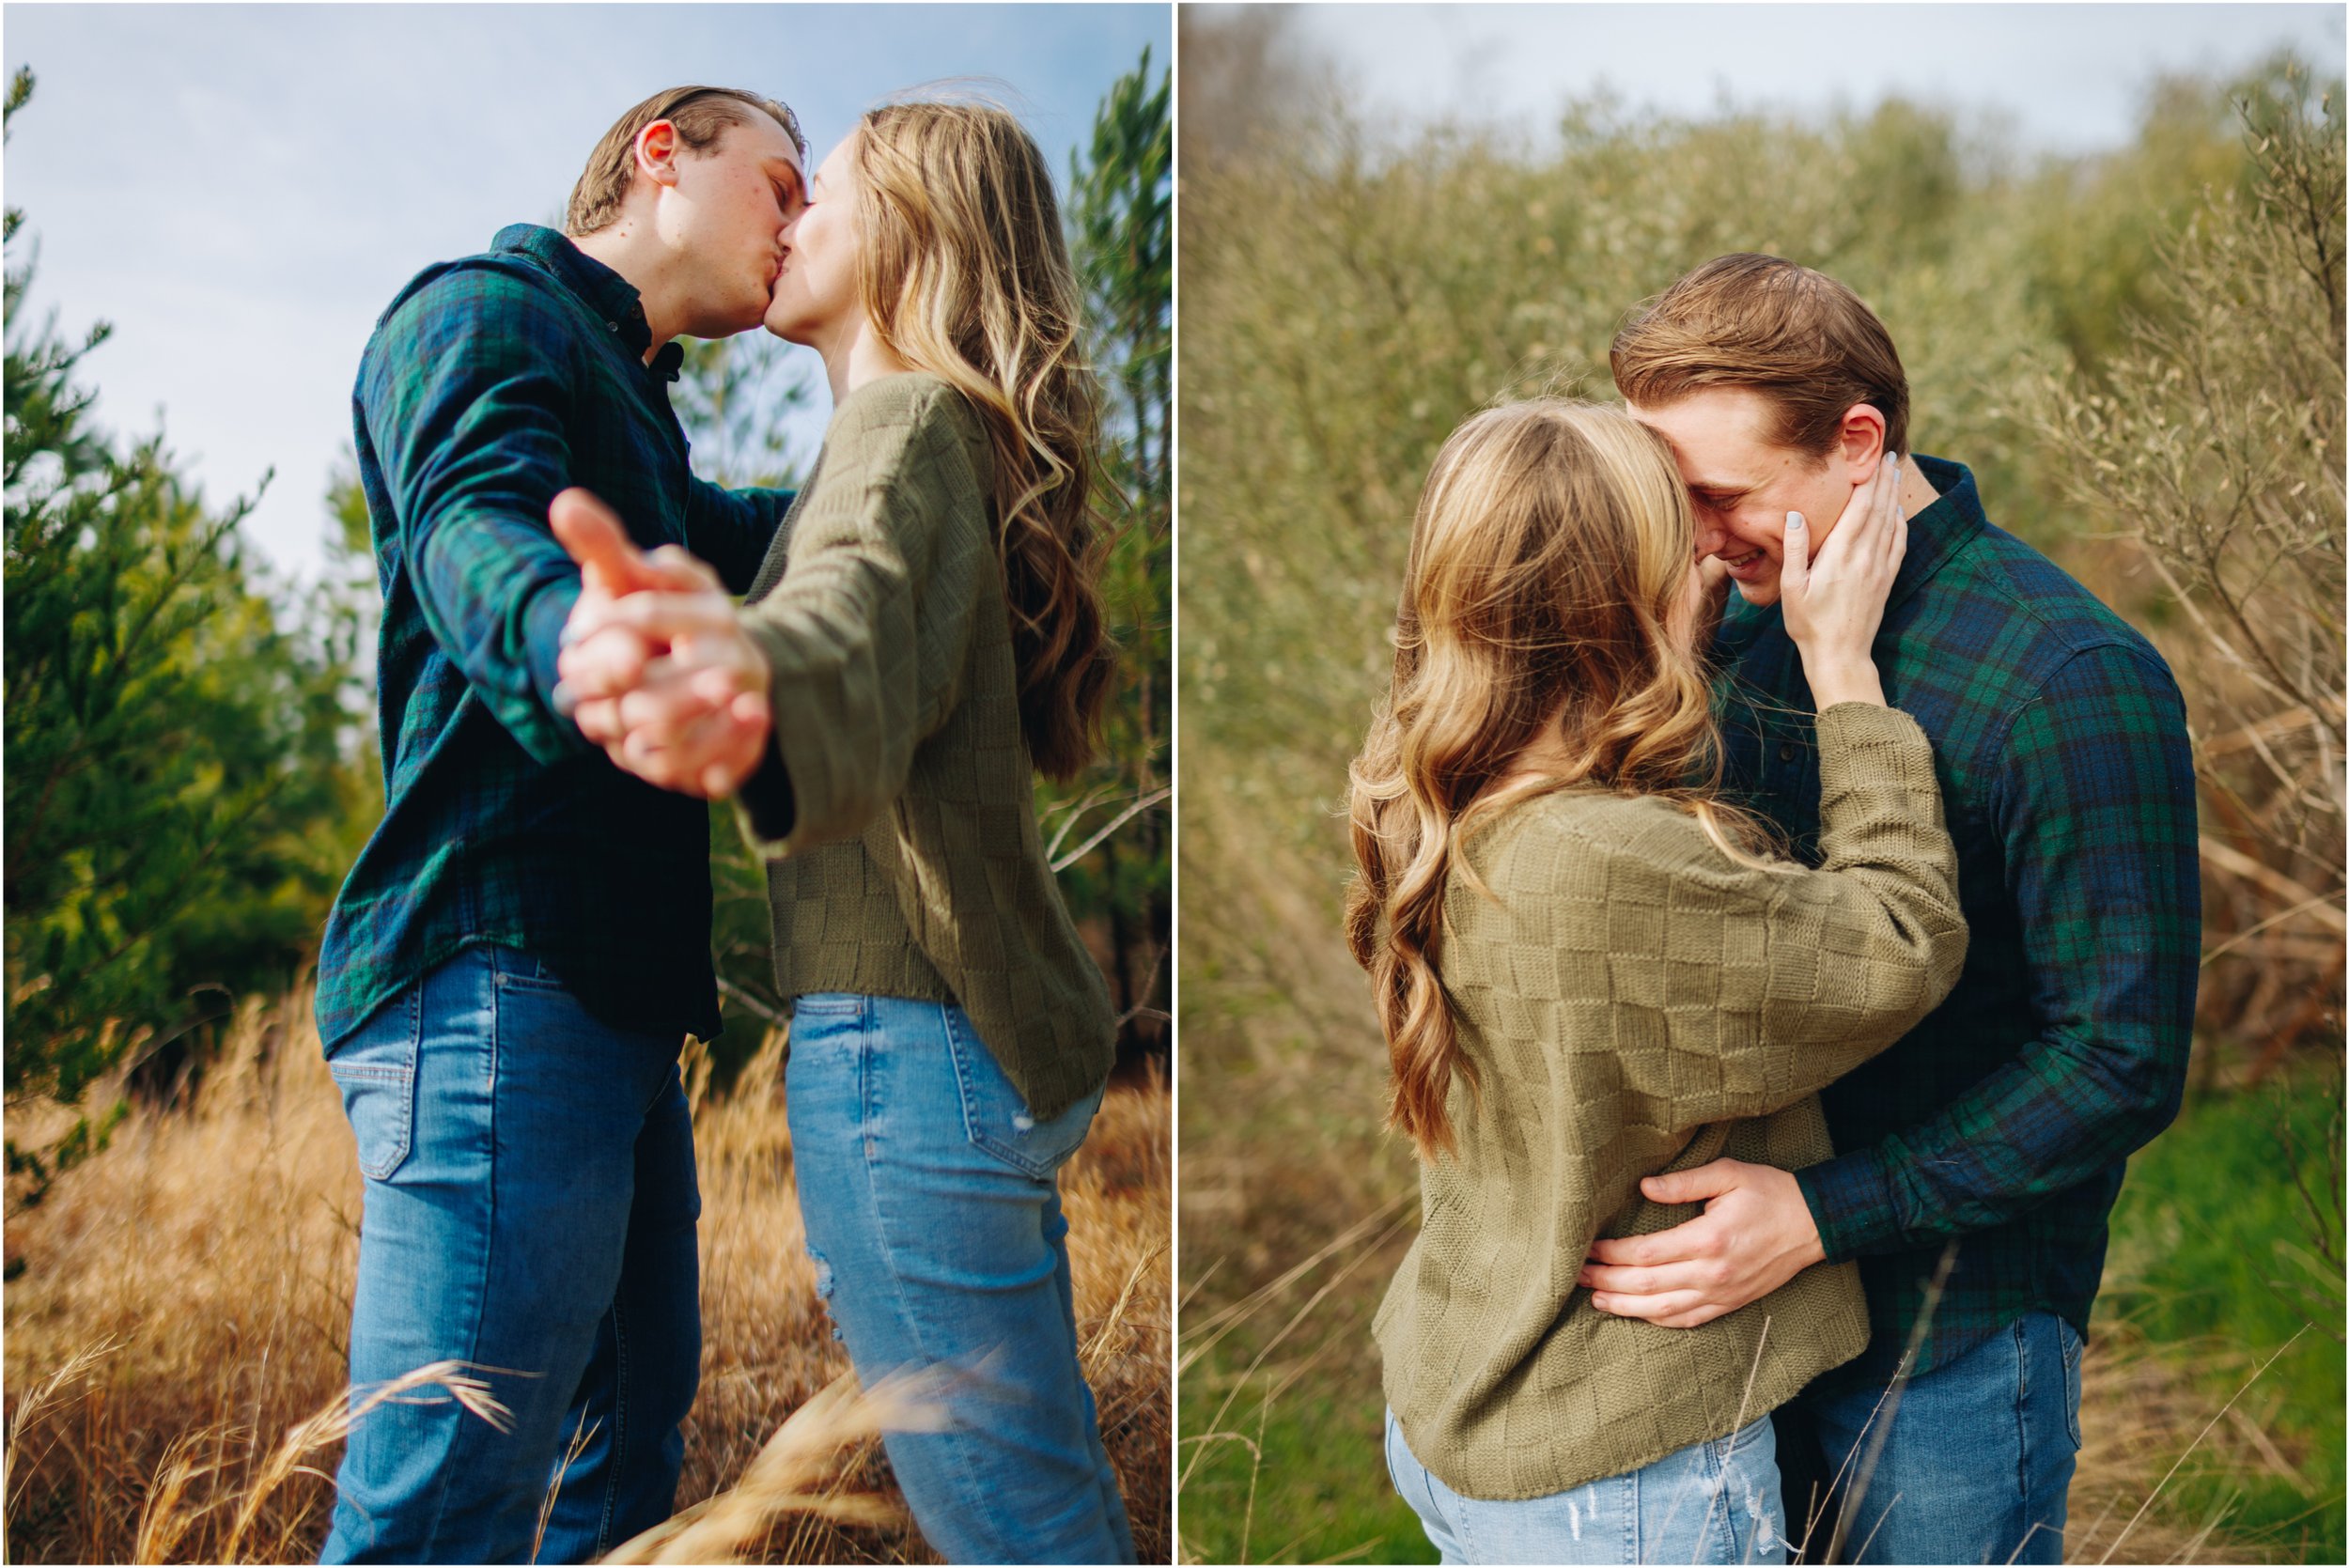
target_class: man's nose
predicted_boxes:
[1693,516,1731,558]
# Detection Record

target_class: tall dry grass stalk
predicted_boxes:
[599,1369,938,1565]
[1178,1203,2308,1566]
[2,988,1171,1564]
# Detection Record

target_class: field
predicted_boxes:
[2,994,1172,1564]
[1175,13,2343,1563]
[1176,1069,2344,1564]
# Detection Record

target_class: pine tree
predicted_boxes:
[5,68,358,1200]
[1053,47,1174,1061]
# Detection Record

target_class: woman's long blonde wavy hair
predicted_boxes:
[1345,400,1776,1160]
[849,98,1115,781]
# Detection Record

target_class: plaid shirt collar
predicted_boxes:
[490,223,686,382]
[1890,455,1988,613]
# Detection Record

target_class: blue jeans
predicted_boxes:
[1801,1312,2082,1564]
[1385,1408,1785,1564]
[320,946,700,1564]
[784,994,1134,1564]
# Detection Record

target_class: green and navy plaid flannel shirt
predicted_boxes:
[317,225,792,1051]
[1714,456,2201,1386]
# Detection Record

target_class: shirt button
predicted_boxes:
[1779,742,1798,761]
[607,321,619,332]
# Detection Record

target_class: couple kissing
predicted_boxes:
[315,85,1135,1565]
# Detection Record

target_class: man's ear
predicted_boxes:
[1836,403,1888,481]
[634,118,683,191]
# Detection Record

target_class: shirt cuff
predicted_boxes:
[521,576,590,762]
[1796,1148,1907,1262]
[732,742,797,854]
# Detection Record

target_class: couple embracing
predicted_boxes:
[1356,257,2201,1564]
[315,85,1134,1564]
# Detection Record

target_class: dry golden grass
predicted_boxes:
[2,990,1171,1564]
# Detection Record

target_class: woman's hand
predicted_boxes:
[550,488,774,800]
[1780,454,1907,709]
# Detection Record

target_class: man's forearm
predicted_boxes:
[405,509,590,767]
[1796,1017,2187,1260]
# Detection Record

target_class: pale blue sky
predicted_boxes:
[3,4,1167,582]
[1267,4,2343,154]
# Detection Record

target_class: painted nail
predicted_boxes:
[1786,511,1804,529]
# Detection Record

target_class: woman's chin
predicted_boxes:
[761,311,814,346]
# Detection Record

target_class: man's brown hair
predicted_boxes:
[565,86,806,237]
[1610,254,1910,458]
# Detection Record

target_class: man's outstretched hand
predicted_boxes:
[550,487,773,799]
[1576,1158,1828,1329]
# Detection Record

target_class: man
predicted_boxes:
[313,86,805,1563]
[1581,254,2201,1564]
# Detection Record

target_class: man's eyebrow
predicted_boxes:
[1688,479,1750,497]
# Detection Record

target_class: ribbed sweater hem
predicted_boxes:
[1382,1277,1873,1502]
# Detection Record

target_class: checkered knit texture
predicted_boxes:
[1375,702,1969,1500]
[732,373,1115,1121]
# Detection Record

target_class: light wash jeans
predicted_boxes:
[321,945,700,1565]
[1800,1312,2083,1564]
[1385,1407,1785,1565]
[784,993,1135,1565]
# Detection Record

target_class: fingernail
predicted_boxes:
[1786,511,1804,529]
[559,622,580,648]
[552,681,577,717]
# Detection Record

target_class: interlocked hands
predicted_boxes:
[550,488,773,799]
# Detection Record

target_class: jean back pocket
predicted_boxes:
[328,985,421,1181]
[941,1004,1100,1180]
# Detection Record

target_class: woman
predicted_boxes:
[1347,401,1968,1564]
[561,100,1133,1563]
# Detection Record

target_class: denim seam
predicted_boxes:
[846,1003,998,1524]
[910,1001,1014,1524]
[1622,1453,1640,1563]
[596,1299,630,1552]
[1699,1422,1729,1565]
[1388,1414,1454,1559]
[412,954,503,1555]
[2013,1316,2034,1508]
[1447,1462,1477,1563]
[1052,1203,1132,1558]
[2060,1318,2085,1451]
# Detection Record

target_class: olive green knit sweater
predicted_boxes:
[732,372,1115,1121]
[1374,702,1968,1500]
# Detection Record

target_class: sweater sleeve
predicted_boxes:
[1560,703,1968,1131]
[730,378,988,857]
